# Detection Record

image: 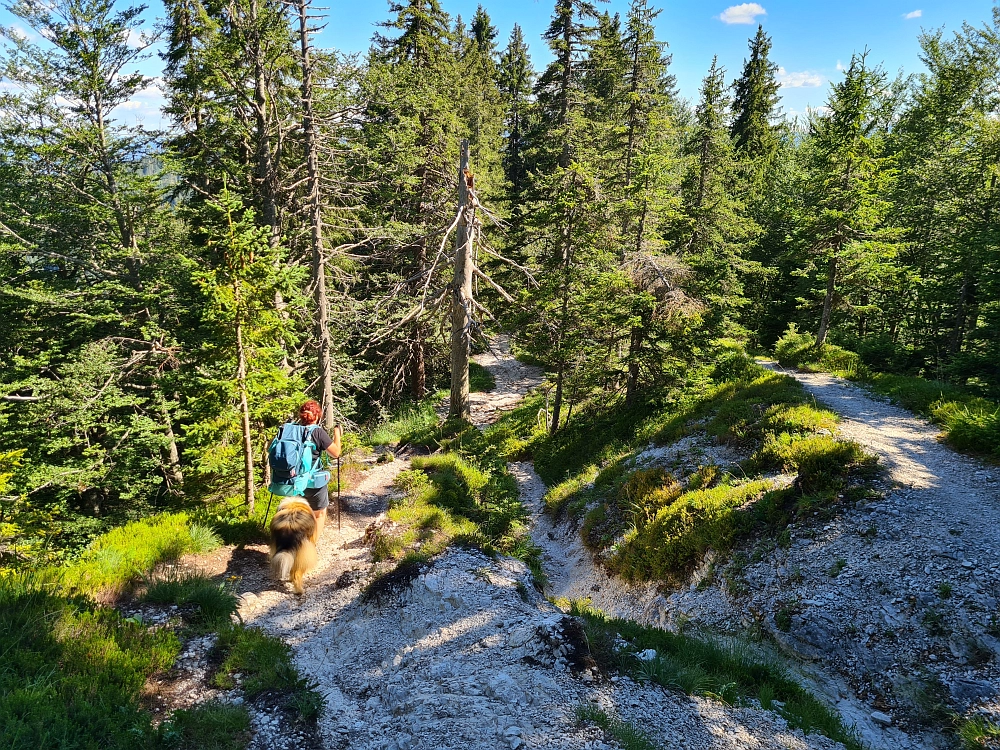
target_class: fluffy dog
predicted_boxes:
[269,498,319,594]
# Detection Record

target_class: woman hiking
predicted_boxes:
[296,400,342,535]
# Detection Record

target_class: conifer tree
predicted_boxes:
[801,52,900,346]
[498,24,535,220]
[681,57,755,327]
[0,0,187,517]
[363,0,464,402]
[730,25,781,174]
[187,187,305,512]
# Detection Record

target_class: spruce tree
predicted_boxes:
[801,52,900,346]
[0,0,187,523]
[730,25,781,173]
[498,24,535,221]
[680,57,756,328]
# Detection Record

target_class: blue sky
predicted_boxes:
[1,0,996,126]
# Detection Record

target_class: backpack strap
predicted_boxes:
[304,425,322,471]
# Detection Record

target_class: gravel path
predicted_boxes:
[233,343,847,750]
[644,362,1000,749]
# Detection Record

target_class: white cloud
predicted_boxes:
[836,59,846,71]
[718,3,766,25]
[777,67,824,88]
[903,9,922,19]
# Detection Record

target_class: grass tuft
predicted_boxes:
[142,570,239,629]
[212,624,323,720]
[160,701,251,750]
[575,704,658,750]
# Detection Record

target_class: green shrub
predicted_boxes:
[0,573,180,750]
[609,479,773,582]
[774,325,862,376]
[161,701,251,750]
[59,514,213,595]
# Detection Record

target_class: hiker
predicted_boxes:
[295,400,342,534]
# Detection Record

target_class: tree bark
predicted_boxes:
[234,283,255,514]
[449,140,474,420]
[294,0,335,430]
[816,248,839,346]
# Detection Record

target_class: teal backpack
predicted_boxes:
[267,424,330,497]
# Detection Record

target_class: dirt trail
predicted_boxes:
[232,341,846,750]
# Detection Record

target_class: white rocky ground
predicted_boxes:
[233,341,848,750]
[580,362,1000,749]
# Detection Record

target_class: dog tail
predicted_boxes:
[290,540,318,595]
[270,550,294,582]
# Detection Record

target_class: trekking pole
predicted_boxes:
[264,490,274,524]
[336,455,341,531]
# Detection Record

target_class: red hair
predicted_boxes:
[298,400,321,425]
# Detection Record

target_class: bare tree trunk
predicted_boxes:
[294,0,335,430]
[450,140,474,420]
[625,323,644,406]
[950,272,970,355]
[816,248,839,346]
[235,284,255,514]
[158,393,184,489]
[249,0,279,248]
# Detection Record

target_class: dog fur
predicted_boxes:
[269,498,319,594]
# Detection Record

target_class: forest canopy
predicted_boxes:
[1,0,998,564]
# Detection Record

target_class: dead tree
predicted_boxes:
[449,140,474,419]
[291,0,335,430]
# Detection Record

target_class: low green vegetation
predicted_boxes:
[160,702,252,750]
[370,447,543,582]
[775,326,1000,459]
[959,715,1000,749]
[0,573,181,749]
[571,602,863,750]
[364,392,447,447]
[520,353,877,585]
[469,361,496,392]
[212,624,324,721]
[575,704,658,750]
[57,513,221,596]
[142,571,240,629]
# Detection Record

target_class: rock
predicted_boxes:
[870,711,892,726]
[636,649,657,661]
[949,678,997,706]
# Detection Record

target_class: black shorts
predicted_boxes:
[303,484,329,511]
